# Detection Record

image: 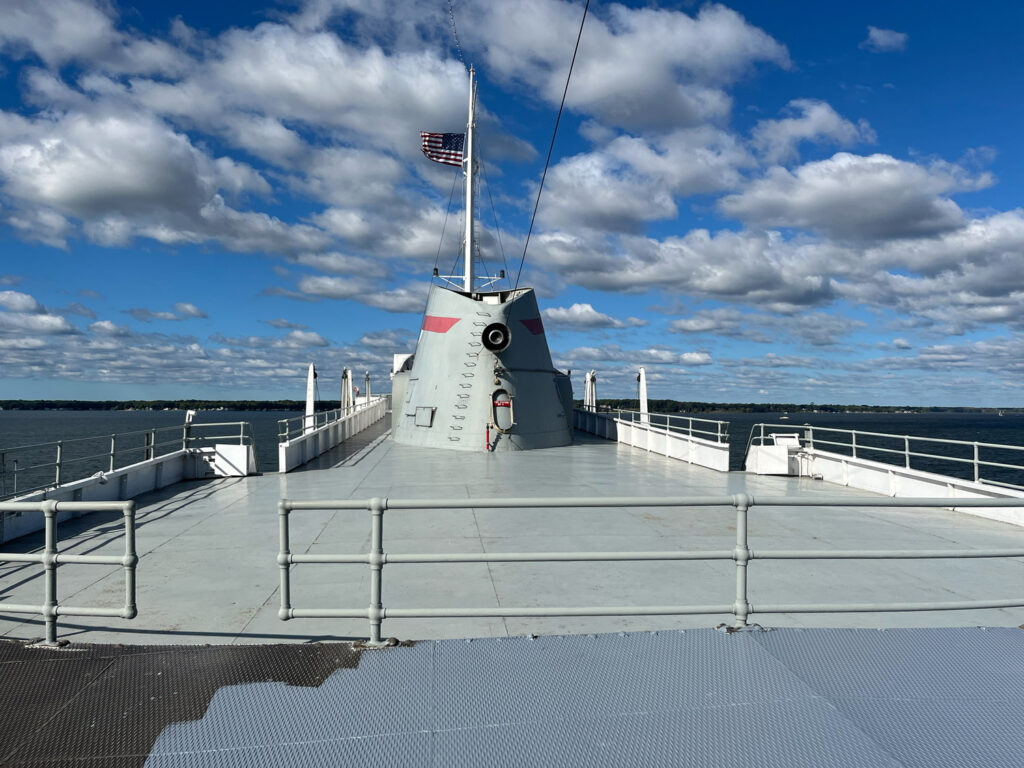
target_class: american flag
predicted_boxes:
[420,132,465,167]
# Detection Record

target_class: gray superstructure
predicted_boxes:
[392,285,573,451]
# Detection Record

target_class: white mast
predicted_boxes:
[463,67,477,292]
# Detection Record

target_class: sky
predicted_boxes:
[0,0,1022,406]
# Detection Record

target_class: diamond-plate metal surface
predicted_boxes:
[4,628,1024,766]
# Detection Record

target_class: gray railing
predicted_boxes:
[590,406,729,443]
[277,399,383,443]
[747,423,1024,490]
[278,494,1024,646]
[0,500,137,644]
[0,421,258,500]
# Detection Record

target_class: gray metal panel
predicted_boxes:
[133,627,1024,767]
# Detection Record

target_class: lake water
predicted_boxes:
[1,408,1022,496]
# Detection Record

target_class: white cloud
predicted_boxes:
[539,127,753,232]
[860,26,908,53]
[0,311,76,334]
[0,106,324,253]
[751,99,876,164]
[173,302,207,319]
[542,303,647,329]
[264,318,308,330]
[0,290,43,313]
[718,153,991,241]
[474,1,789,129]
[0,0,187,74]
[562,344,712,366]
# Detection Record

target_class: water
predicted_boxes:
[0,410,295,496]
[1,408,1022,496]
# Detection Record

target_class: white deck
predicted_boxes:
[2,423,1023,645]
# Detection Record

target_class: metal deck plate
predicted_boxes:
[3,627,1022,766]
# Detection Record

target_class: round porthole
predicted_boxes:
[481,322,511,352]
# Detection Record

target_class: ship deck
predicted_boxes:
[2,422,1022,645]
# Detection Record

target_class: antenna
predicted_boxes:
[463,67,477,292]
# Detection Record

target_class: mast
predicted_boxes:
[463,67,477,292]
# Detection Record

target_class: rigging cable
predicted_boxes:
[513,0,590,290]
[425,167,463,313]
[446,0,467,68]
[481,162,511,287]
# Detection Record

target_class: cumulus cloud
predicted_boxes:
[474,1,789,129]
[264,318,308,330]
[0,106,325,252]
[719,153,992,241]
[125,303,208,322]
[860,26,908,53]
[751,99,876,164]
[668,306,863,346]
[542,303,647,329]
[540,127,753,232]
[538,228,839,309]
[0,290,43,313]
[562,344,712,366]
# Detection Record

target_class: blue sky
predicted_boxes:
[0,0,1022,405]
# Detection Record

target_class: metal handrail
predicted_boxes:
[0,500,138,644]
[746,423,1024,490]
[0,421,258,499]
[585,406,729,444]
[277,397,384,443]
[278,493,1024,646]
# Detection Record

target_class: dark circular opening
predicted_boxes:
[481,322,511,352]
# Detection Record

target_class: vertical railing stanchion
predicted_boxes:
[732,494,751,628]
[905,436,910,469]
[122,502,138,620]
[851,431,857,459]
[277,501,292,621]
[367,497,387,646]
[55,441,63,487]
[42,500,59,645]
[109,435,116,472]
[974,443,980,482]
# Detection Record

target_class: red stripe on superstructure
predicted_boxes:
[520,318,544,335]
[422,315,460,333]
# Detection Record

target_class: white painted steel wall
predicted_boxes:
[278,397,387,473]
[1,444,256,543]
[573,409,729,472]
[746,442,1024,527]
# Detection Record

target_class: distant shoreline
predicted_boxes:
[0,399,1020,415]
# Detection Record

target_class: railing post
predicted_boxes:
[367,497,387,646]
[904,436,910,469]
[122,502,138,619]
[42,500,59,645]
[144,431,152,461]
[851,431,857,459]
[732,494,751,628]
[974,442,980,482]
[806,427,813,451]
[239,422,245,445]
[277,501,292,621]
[12,459,18,495]
[109,435,116,472]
